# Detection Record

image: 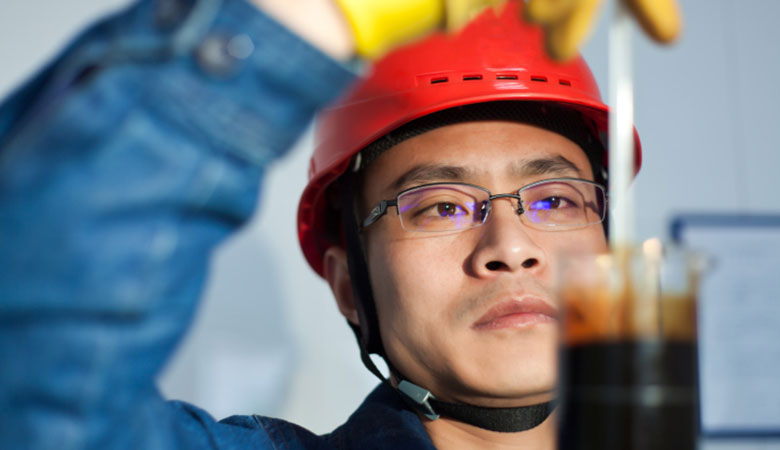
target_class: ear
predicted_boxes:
[324,246,360,326]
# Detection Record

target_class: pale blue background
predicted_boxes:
[1,1,778,447]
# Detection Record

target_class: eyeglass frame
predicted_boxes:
[360,177,608,232]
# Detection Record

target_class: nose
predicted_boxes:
[467,196,547,277]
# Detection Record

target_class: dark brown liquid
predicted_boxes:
[558,340,698,450]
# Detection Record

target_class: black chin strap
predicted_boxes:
[430,398,555,433]
[396,379,556,433]
[338,170,556,433]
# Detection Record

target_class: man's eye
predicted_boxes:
[435,202,468,217]
[531,196,575,210]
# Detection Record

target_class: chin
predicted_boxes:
[470,333,557,376]
[485,368,556,399]
[455,379,557,408]
[451,351,558,406]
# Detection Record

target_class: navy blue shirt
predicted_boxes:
[200,384,436,449]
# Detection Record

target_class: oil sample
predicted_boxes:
[557,246,701,450]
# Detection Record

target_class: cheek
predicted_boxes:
[545,225,608,253]
[579,225,609,252]
[366,234,466,331]
[538,225,608,281]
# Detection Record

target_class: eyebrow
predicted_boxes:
[390,164,475,191]
[512,155,583,178]
[388,155,584,192]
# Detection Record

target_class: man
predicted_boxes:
[0,0,643,449]
[297,3,641,448]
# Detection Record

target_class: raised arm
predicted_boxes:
[0,1,354,448]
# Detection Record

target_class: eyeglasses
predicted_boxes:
[361,177,607,233]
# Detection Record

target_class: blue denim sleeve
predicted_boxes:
[0,0,355,448]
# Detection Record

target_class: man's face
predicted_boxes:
[360,120,608,407]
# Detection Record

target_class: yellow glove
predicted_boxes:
[525,0,683,61]
[444,0,507,31]
[334,0,506,60]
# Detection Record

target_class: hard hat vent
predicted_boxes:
[425,72,573,86]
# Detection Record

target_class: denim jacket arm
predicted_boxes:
[0,0,354,448]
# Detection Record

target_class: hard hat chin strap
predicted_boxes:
[398,380,556,433]
[338,171,557,433]
[337,170,390,368]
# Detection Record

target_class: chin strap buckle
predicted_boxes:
[398,380,440,420]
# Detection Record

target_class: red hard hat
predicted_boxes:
[298,0,642,276]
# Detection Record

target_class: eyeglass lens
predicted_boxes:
[397,185,488,232]
[520,180,603,228]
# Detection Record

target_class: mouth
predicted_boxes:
[472,297,559,330]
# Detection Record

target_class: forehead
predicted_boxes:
[362,120,594,197]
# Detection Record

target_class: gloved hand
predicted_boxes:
[524,0,683,61]
[335,0,506,59]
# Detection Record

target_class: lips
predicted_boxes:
[472,297,559,330]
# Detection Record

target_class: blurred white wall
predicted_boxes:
[1,0,779,438]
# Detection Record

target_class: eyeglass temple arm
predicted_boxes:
[361,200,397,230]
